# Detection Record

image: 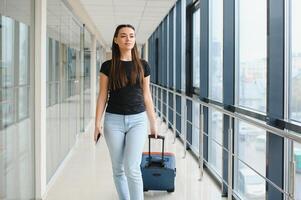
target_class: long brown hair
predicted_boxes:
[109,24,143,90]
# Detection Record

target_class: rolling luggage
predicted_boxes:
[140,134,176,192]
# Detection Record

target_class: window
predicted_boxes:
[46,2,84,183]
[0,0,35,197]
[290,1,301,199]
[191,102,199,153]
[192,8,200,90]
[18,22,29,120]
[236,161,266,200]
[294,142,301,199]
[155,38,159,83]
[208,109,223,176]
[209,0,223,102]
[1,16,14,88]
[235,3,267,197]
[289,0,301,122]
[83,29,91,129]
[236,0,267,113]
[19,23,29,86]
[1,16,15,127]
[235,121,266,200]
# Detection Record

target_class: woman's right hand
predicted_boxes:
[94,126,102,143]
[150,123,158,138]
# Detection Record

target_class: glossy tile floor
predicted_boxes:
[45,118,227,200]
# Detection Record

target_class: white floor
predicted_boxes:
[44,118,226,200]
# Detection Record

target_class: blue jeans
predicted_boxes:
[104,112,148,200]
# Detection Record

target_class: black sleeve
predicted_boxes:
[141,60,151,77]
[99,60,110,76]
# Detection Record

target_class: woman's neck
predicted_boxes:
[120,50,132,61]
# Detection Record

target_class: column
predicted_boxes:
[34,0,47,198]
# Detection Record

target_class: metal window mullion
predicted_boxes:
[167,15,170,129]
[284,0,293,199]
[156,87,159,114]
[227,118,233,200]
[173,92,177,143]
[160,88,163,122]
[173,6,176,89]
[267,0,285,199]
[183,100,187,158]
[288,140,295,200]
[166,91,169,131]
[199,104,204,180]
[181,0,186,92]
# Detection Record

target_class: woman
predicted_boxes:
[94,24,157,200]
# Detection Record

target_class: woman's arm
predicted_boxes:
[143,76,157,137]
[94,73,109,141]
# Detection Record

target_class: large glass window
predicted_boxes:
[18,23,29,120]
[208,109,223,176]
[0,0,35,198]
[1,16,15,88]
[235,2,267,198]
[235,121,266,200]
[290,0,301,122]
[208,1,224,177]
[236,0,267,113]
[209,0,223,102]
[294,142,301,200]
[191,102,199,153]
[83,30,91,129]
[235,160,266,200]
[46,0,82,183]
[19,23,29,86]
[192,8,200,89]
[95,43,105,98]
[290,1,301,200]
[1,16,15,127]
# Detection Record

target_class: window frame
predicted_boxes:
[186,1,200,96]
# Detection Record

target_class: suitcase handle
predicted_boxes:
[148,134,165,165]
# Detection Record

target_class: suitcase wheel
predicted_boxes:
[143,189,148,192]
[167,188,174,193]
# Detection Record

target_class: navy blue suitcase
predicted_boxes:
[140,135,176,192]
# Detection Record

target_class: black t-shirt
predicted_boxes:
[99,59,151,115]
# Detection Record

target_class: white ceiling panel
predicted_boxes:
[115,8,144,14]
[113,1,146,7]
[79,0,176,49]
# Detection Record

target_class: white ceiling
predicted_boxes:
[79,0,176,48]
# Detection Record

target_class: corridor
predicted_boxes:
[44,118,225,200]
